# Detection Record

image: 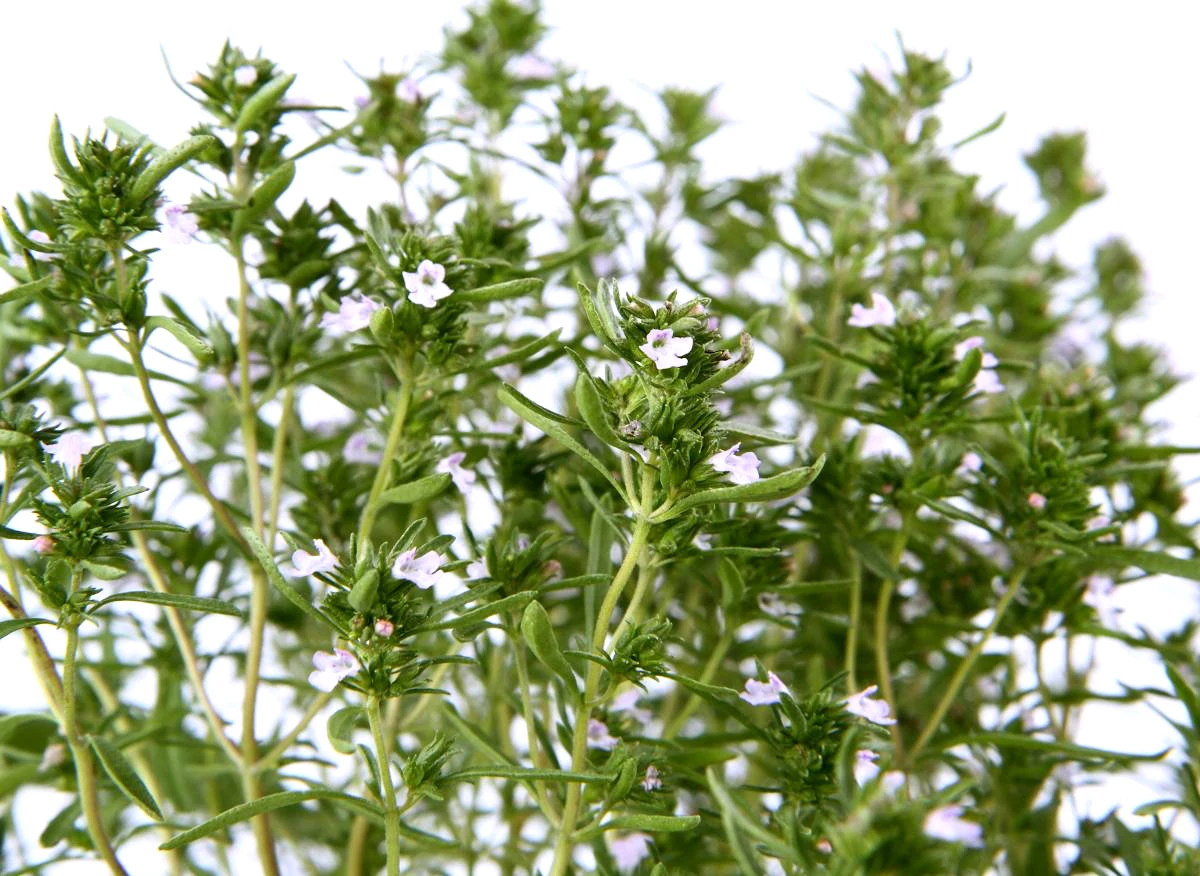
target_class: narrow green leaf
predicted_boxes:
[347,570,379,613]
[327,707,364,755]
[233,161,296,235]
[91,591,242,618]
[39,800,81,848]
[655,455,825,521]
[575,813,701,842]
[235,74,296,134]
[441,766,608,785]
[574,370,624,449]
[721,421,797,444]
[242,527,334,630]
[707,767,793,860]
[498,383,625,497]
[2,209,63,254]
[951,111,1006,150]
[476,328,562,372]
[0,429,32,448]
[0,617,55,641]
[377,473,451,507]
[130,135,217,204]
[64,348,188,386]
[415,591,537,634]
[520,601,578,695]
[80,561,125,581]
[105,520,189,535]
[49,116,81,182]
[0,274,53,306]
[0,349,64,401]
[0,524,36,540]
[160,790,381,849]
[688,332,754,395]
[1091,547,1200,582]
[88,735,163,820]
[934,731,1168,762]
[457,277,543,303]
[144,316,214,363]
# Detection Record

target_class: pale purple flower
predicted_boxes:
[1087,514,1111,532]
[709,442,761,485]
[26,230,54,261]
[290,539,338,577]
[953,336,999,368]
[639,328,693,370]
[642,765,662,792]
[160,203,199,244]
[374,618,395,638]
[1027,492,1047,511]
[973,368,1005,394]
[320,294,381,332]
[847,292,895,328]
[437,451,476,491]
[466,559,489,580]
[586,718,619,750]
[854,749,881,785]
[956,451,983,475]
[739,671,789,706]
[32,535,55,555]
[923,804,984,847]
[706,316,720,332]
[343,431,383,464]
[816,839,832,854]
[611,689,652,724]
[403,260,453,308]
[880,771,906,794]
[1083,575,1119,627]
[607,832,651,872]
[353,94,370,109]
[692,533,713,551]
[392,548,446,589]
[233,65,258,87]
[844,684,897,726]
[512,54,555,80]
[758,592,799,618]
[48,433,93,469]
[308,648,358,692]
[397,77,421,103]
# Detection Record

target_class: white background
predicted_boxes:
[2,2,1198,873]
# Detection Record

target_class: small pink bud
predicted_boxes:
[32,535,55,555]
[543,559,563,580]
[817,839,832,854]
[374,618,395,638]
[1027,492,1047,511]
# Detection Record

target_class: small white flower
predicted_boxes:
[392,548,446,589]
[973,368,1005,394]
[709,442,761,485]
[847,292,896,328]
[880,771,906,794]
[320,294,381,333]
[956,451,983,475]
[586,718,619,750]
[397,77,421,103]
[466,559,489,580]
[953,336,999,368]
[1083,575,1119,627]
[1027,492,1047,511]
[39,743,67,771]
[437,451,476,492]
[642,765,662,792]
[343,431,383,464]
[234,65,258,87]
[844,684,897,726]
[403,260,453,308]
[26,230,55,261]
[692,533,713,551]
[611,689,652,724]
[638,328,693,371]
[48,433,93,469]
[758,592,799,618]
[607,832,651,872]
[739,671,789,706]
[853,749,881,785]
[160,204,199,244]
[308,648,358,692]
[512,54,555,80]
[923,804,984,847]
[290,539,338,577]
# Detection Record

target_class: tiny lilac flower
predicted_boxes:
[844,685,897,726]
[512,54,555,80]
[956,451,983,475]
[48,433,93,469]
[953,336,999,368]
[233,65,257,87]
[847,292,896,328]
[1027,492,1047,511]
[709,442,761,485]
[466,559,489,580]
[353,94,370,109]
[320,294,381,333]
[290,539,338,577]
[642,765,662,792]
[973,368,1005,394]
[26,230,55,261]
[343,431,383,464]
[391,549,446,589]
[923,804,984,847]
[374,618,395,638]
[543,559,563,580]
[1087,514,1111,531]
[816,839,833,854]
[32,535,55,555]
[611,689,652,724]
[607,832,651,873]
[880,771,906,794]
[403,260,453,308]
[397,77,421,103]
[739,671,789,706]
[437,451,476,491]
[758,592,799,618]
[706,316,720,332]
[157,203,199,244]
[854,749,881,785]
[639,328,693,370]
[692,533,713,551]
[587,718,619,750]
[1083,575,1119,627]
[308,648,358,692]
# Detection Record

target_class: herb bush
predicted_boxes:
[2,2,1198,874]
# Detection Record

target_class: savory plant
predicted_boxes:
[2,2,1198,874]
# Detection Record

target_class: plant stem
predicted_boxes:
[509,618,561,825]
[874,512,911,759]
[663,629,733,738]
[549,515,652,876]
[368,697,402,876]
[358,373,414,543]
[0,576,64,721]
[254,690,334,774]
[845,552,862,692]
[906,566,1028,765]
[63,619,129,876]
[266,384,296,546]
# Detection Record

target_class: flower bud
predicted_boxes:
[374,618,395,638]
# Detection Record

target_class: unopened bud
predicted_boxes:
[374,618,395,638]
[32,535,55,554]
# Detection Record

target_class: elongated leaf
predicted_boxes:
[242,527,335,630]
[457,277,543,303]
[0,274,53,305]
[721,421,797,444]
[476,329,562,372]
[934,731,1168,762]
[91,591,242,618]
[88,735,163,819]
[145,316,213,362]
[0,349,65,401]
[0,617,55,641]
[688,332,754,395]
[64,348,188,386]
[130,135,216,203]
[1091,547,1200,581]
[160,790,381,849]
[707,767,793,860]
[575,813,701,842]
[654,455,825,521]
[441,766,608,785]
[377,473,451,506]
[574,370,624,449]
[105,520,189,535]
[0,429,32,448]
[498,383,625,496]
[520,601,578,696]
[234,74,296,134]
[415,591,536,634]
[327,706,364,755]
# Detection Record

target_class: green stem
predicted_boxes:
[906,566,1028,765]
[845,552,862,692]
[368,697,402,876]
[874,513,912,759]
[254,690,334,774]
[549,515,653,876]
[358,373,414,543]
[0,576,64,722]
[663,629,733,739]
[509,619,561,825]
[266,384,296,546]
